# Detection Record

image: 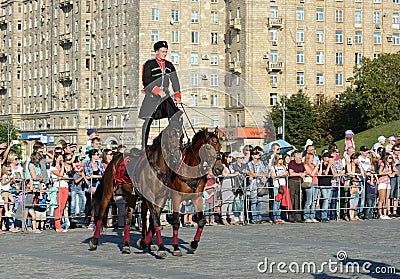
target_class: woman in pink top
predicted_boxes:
[303,154,319,223]
[51,153,70,232]
[377,154,398,219]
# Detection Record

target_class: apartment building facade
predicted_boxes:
[1,0,399,154]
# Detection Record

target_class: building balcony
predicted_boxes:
[266,61,283,73]
[267,17,283,29]
[228,60,242,73]
[0,49,6,59]
[59,33,72,46]
[229,18,241,30]
[0,15,7,26]
[59,71,72,82]
[59,0,73,9]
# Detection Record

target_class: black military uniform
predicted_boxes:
[139,41,182,148]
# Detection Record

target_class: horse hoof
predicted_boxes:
[136,239,147,250]
[122,246,131,254]
[149,244,157,251]
[157,250,167,258]
[173,249,182,257]
[89,240,98,251]
[189,241,198,252]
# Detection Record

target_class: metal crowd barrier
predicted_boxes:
[2,173,398,232]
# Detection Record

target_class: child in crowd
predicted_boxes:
[34,186,50,230]
[1,165,15,217]
[349,177,362,221]
[203,168,218,226]
[23,179,41,233]
[71,164,88,217]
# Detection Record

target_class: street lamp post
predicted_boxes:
[281,97,286,141]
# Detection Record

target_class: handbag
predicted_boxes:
[232,199,244,212]
[257,180,269,197]
[301,176,312,189]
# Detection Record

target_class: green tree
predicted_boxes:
[270,90,314,149]
[313,96,340,146]
[0,121,21,157]
[342,53,400,129]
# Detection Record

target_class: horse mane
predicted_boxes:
[148,129,165,152]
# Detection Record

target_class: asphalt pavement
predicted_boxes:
[0,219,399,279]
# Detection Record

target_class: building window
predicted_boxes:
[316,73,324,85]
[152,8,159,21]
[336,73,343,86]
[211,32,218,44]
[192,116,199,128]
[210,53,218,65]
[269,93,278,106]
[191,73,199,86]
[270,50,278,62]
[335,52,343,65]
[171,30,179,43]
[270,29,278,42]
[355,10,362,26]
[191,11,199,23]
[296,29,304,42]
[296,8,304,21]
[191,31,199,44]
[211,11,218,24]
[211,94,218,107]
[355,31,362,44]
[336,10,343,22]
[296,51,304,64]
[270,72,278,86]
[297,72,304,85]
[393,33,400,45]
[190,94,198,106]
[171,51,179,64]
[374,11,381,25]
[151,30,158,42]
[190,52,198,64]
[335,30,343,43]
[270,6,278,18]
[171,10,179,22]
[374,32,381,44]
[316,8,324,21]
[316,51,324,64]
[210,74,218,86]
[211,116,219,128]
[316,30,324,43]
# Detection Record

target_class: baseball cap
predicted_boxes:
[378,136,386,142]
[388,136,396,142]
[87,129,97,136]
[359,146,369,152]
[232,151,245,158]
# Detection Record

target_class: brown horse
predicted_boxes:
[88,150,155,254]
[88,126,223,257]
[136,127,222,257]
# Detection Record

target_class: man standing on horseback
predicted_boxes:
[139,41,183,149]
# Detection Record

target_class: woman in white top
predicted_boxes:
[220,152,239,225]
[51,153,70,232]
[270,154,288,224]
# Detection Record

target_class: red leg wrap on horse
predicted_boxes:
[172,229,179,245]
[143,230,153,244]
[94,220,102,239]
[123,225,130,243]
[154,226,163,245]
[194,227,203,242]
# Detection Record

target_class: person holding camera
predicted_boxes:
[248,146,269,224]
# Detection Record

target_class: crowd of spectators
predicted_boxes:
[207,133,400,225]
[0,129,399,234]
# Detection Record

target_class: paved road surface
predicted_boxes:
[0,220,399,279]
